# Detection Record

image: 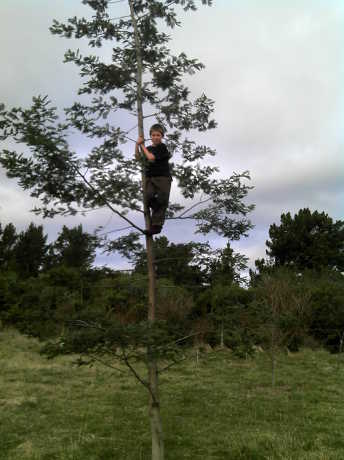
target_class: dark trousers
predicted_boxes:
[145,176,172,226]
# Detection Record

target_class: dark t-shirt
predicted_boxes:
[145,143,171,177]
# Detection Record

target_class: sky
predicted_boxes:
[0,0,343,272]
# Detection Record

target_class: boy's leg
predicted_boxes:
[150,176,171,227]
[145,177,156,209]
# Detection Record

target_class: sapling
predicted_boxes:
[0,1,254,458]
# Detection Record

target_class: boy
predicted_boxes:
[135,124,172,236]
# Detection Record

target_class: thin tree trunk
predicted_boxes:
[80,279,83,308]
[339,331,344,354]
[148,358,164,460]
[128,2,164,459]
[271,302,277,388]
[271,327,276,388]
[271,350,276,387]
[220,320,224,348]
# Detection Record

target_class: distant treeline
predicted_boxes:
[1,207,344,354]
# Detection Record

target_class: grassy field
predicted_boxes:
[1,329,344,459]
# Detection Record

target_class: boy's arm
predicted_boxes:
[135,137,155,162]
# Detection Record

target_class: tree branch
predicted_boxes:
[176,197,212,218]
[98,225,134,236]
[158,356,187,374]
[72,163,145,234]
[143,112,161,119]
[88,354,126,374]
[120,348,157,403]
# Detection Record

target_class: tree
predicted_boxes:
[265,208,344,272]
[210,283,253,351]
[0,1,253,458]
[205,244,249,350]
[52,224,98,270]
[14,223,48,279]
[0,270,19,326]
[252,269,311,386]
[208,242,248,286]
[134,235,205,287]
[249,257,275,287]
[0,222,18,271]
[306,270,344,353]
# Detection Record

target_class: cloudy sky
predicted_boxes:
[0,0,343,271]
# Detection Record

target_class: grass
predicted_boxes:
[1,329,344,459]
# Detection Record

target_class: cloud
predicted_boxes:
[0,0,343,272]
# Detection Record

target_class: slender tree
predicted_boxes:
[0,1,253,458]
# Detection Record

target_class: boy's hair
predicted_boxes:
[149,124,165,136]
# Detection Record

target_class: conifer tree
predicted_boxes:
[266,208,344,271]
[14,223,48,279]
[134,235,206,286]
[52,224,98,270]
[0,1,253,458]
[209,242,248,285]
[0,223,18,271]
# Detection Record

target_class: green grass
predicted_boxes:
[1,329,344,459]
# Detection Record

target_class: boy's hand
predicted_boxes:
[136,136,144,145]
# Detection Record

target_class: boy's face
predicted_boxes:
[150,130,163,146]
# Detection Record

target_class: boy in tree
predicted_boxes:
[135,124,172,235]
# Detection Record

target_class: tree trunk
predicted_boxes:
[271,350,276,387]
[128,2,164,458]
[339,331,344,354]
[220,320,224,348]
[148,358,164,460]
[271,325,276,388]
[271,303,277,388]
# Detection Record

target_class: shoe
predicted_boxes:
[150,225,162,235]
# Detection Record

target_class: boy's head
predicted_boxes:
[149,124,164,145]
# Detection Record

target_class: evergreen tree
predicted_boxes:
[266,208,344,271]
[0,1,253,458]
[52,224,98,270]
[208,242,248,286]
[0,222,17,271]
[134,236,205,286]
[249,257,275,287]
[14,223,48,278]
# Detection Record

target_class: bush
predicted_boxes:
[307,273,344,353]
